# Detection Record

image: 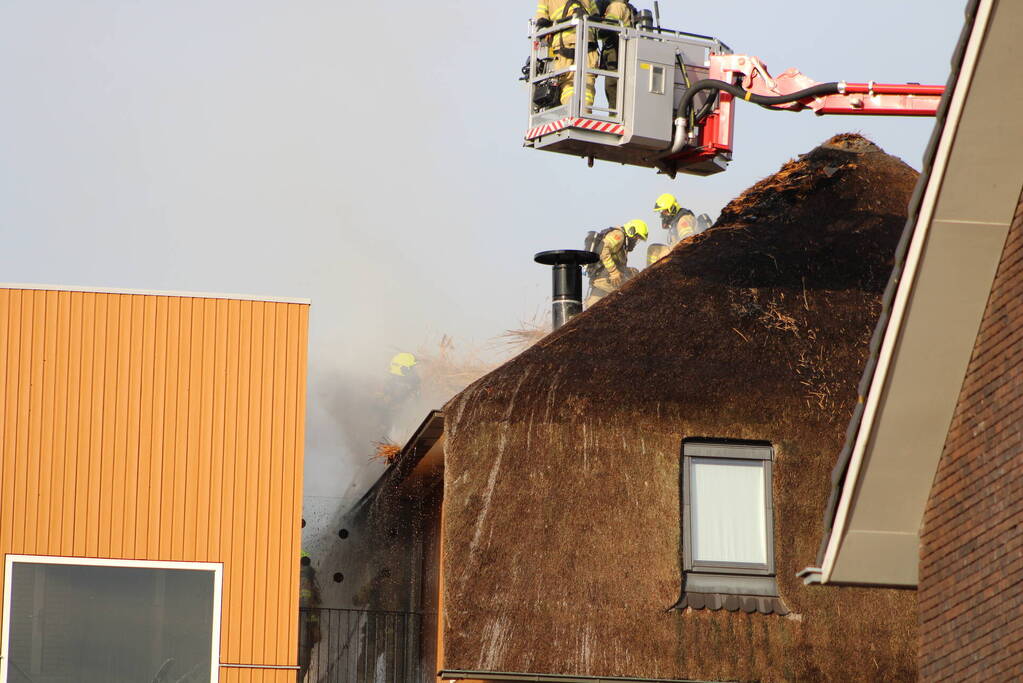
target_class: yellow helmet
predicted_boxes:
[389,352,417,376]
[654,193,681,214]
[623,219,649,241]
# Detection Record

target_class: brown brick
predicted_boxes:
[920,190,1023,680]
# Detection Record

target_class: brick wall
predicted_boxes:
[919,192,1023,680]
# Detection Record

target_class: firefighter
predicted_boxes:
[536,0,600,107]
[654,193,697,245]
[584,219,648,308]
[297,551,322,682]
[386,352,420,403]
[600,0,635,112]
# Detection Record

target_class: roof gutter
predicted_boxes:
[397,409,446,465]
[798,567,823,585]
[439,671,715,683]
[808,0,995,585]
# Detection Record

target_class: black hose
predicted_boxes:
[675,55,695,133]
[677,78,841,124]
[693,89,719,122]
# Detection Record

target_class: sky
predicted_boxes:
[0,1,967,545]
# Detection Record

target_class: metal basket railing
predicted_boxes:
[298,608,427,683]
[528,16,626,121]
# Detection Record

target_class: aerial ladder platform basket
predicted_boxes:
[524,13,945,177]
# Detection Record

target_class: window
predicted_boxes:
[680,442,780,603]
[1,556,222,683]
[649,64,666,95]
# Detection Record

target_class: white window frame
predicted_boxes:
[682,442,778,596]
[1,555,223,683]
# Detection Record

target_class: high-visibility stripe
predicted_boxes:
[525,117,626,140]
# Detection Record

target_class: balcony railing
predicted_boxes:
[298,607,426,683]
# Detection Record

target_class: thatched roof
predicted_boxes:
[440,135,920,682]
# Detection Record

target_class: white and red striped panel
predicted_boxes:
[525,117,625,140]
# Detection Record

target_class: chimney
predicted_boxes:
[534,249,599,330]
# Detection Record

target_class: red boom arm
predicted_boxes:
[670,54,945,168]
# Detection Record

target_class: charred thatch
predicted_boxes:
[415,335,495,408]
[497,317,551,354]
[372,440,401,464]
[441,135,919,682]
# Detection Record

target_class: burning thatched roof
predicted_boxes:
[440,135,920,682]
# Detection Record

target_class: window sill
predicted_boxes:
[672,571,789,615]
[673,591,789,615]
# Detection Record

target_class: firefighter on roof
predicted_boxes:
[584,219,648,308]
[389,352,418,387]
[389,352,417,380]
[654,193,697,245]
[535,0,600,107]
[382,352,420,408]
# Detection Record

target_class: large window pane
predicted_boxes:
[691,458,767,565]
[6,562,215,683]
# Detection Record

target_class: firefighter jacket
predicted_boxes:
[300,565,322,619]
[597,227,631,277]
[385,368,420,404]
[537,0,598,51]
[662,207,696,243]
[603,1,635,26]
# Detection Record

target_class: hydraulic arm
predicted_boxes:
[666,54,945,173]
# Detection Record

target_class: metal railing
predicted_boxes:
[528,17,626,122]
[526,15,729,126]
[298,608,426,683]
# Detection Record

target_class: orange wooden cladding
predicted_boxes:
[0,288,309,679]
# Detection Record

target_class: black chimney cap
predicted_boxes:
[534,249,599,266]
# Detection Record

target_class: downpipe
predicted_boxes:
[668,115,690,155]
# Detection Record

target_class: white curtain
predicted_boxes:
[691,458,767,565]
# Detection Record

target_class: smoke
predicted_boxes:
[301,333,516,569]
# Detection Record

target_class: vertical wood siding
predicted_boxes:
[0,288,309,680]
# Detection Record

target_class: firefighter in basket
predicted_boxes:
[535,0,601,107]
[599,0,636,113]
